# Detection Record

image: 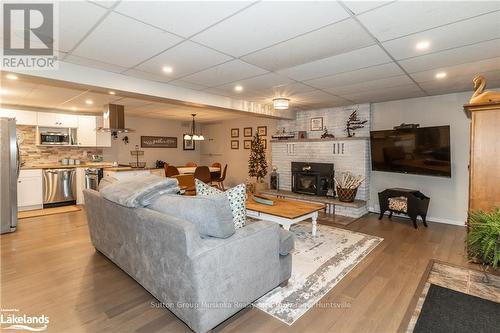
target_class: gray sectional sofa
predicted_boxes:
[83,189,293,332]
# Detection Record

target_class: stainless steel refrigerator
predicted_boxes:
[0,117,19,234]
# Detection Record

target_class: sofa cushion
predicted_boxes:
[98,176,118,191]
[149,193,235,238]
[195,179,246,230]
[279,229,294,256]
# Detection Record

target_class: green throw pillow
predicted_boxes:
[195,179,246,229]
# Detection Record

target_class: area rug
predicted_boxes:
[253,223,383,325]
[402,260,500,333]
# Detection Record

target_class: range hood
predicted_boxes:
[98,104,133,133]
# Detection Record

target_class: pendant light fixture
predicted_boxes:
[273,97,290,110]
[184,114,205,141]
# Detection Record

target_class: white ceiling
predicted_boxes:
[5,0,500,111]
[0,76,252,123]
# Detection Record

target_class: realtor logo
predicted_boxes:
[2,2,58,70]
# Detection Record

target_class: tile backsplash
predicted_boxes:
[17,125,102,167]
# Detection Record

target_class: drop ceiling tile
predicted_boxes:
[136,41,232,79]
[192,1,349,57]
[181,59,268,87]
[122,69,173,83]
[338,84,425,103]
[114,1,252,38]
[72,12,183,68]
[325,75,415,95]
[399,39,500,73]
[63,54,128,74]
[88,1,118,9]
[342,1,394,14]
[241,19,375,71]
[61,91,121,110]
[305,62,404,89]
[57,1,108,52]
[168,80,208,91]
[357,1,500,41]
[25,85,87,107]
[278,45,391,81]
[410,57,500,83]
[213,73,294,95]
[291,90,345,105]
[0,80,37,99]
[419,69,500,95]
[383,11,500,60]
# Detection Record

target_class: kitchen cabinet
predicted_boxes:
[37,112,78,128]
[18,169,43,211]
[96,116,111,147]
[77,115,97,146]
[0,109,37,125]
[76,168,86,205]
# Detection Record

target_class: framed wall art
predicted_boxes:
[310,117,323,131]
[257,126,267,136]
[244,127,252,137]
[183,137,195,150]
[244,140,252,149]
[231,140,239,149]
[231,128,239,138]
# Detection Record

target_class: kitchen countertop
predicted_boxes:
[21,162,115,170]
[104,167,162,172]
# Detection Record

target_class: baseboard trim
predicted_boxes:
[368,206,465,226]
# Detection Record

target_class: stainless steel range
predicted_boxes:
[42,169,76,207]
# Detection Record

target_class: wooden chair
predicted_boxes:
[210,162,222,181]
[186,162,198,167]
[194,166,211,184]
[165,165,180,177]
[213,164,227,190]
[172,174,195,196]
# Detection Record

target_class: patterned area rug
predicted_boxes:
[253,223,383,325]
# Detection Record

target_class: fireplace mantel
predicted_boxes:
[271,137,369,143]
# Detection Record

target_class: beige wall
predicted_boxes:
[370,91,471,225]
[102,116,201,167]
[200,117,278,187]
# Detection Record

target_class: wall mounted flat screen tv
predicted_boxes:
[370,126,451,177]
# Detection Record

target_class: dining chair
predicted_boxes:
[210,162,222,181]
[172,174,196,196]
[213,164,227,190]
[193,166,211,184]
[186,162,198,167]
[165,165,180,177]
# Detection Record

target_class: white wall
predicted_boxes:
[370,91,471,225]
[200,117,278,187]
[102,116,201,167]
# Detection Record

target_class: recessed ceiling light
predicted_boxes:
[6,74,18,80]
[234,85,243,92]
[435,72,447,79]
[71,106,77,111]
[162,66,173,74]
[85,99,94,105]
[415,40,430,51]
[108,91,116,95]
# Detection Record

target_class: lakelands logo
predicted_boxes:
[1,309,49,331]
[2,2,58,70]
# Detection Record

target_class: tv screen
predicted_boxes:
[370,126,451,177]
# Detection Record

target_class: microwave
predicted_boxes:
[40,131,70,145]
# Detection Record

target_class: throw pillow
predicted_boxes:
[195,179,246,229]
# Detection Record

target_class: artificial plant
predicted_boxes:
[248,132,268,183]
[467,208,500,269]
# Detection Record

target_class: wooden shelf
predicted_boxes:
[270,137,369,143]
[259,189,366,208]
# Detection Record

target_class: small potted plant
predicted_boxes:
[467,208,500,270]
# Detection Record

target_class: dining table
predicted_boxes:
[177,166,220,174]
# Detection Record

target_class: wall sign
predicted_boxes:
[140,136,177,148]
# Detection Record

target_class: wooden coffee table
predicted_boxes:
[246,195,325,236]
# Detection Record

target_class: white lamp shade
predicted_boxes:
[184,134,192,140]
[273,98,290,110]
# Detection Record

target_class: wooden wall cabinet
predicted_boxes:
[464,101,500,213]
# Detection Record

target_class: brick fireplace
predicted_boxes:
[291,162,334,196]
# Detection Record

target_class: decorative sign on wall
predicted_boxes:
[140,136,177,148]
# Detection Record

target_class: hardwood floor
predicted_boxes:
[1,209,471,333]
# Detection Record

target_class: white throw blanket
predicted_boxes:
[100,174,179,208]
